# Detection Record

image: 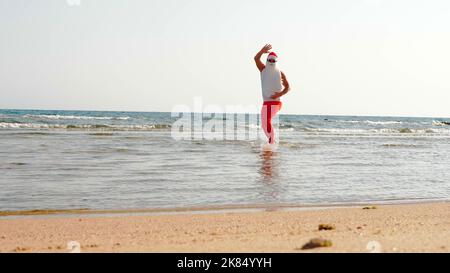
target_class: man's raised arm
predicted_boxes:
[254,44,272,72]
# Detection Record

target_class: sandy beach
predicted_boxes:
[0,202,449,253]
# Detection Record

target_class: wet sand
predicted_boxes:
[1,202,449,253]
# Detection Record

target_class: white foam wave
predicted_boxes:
[335,120,360,123]
[244,124,294,132]
[303,127,450,135]
[247,124,260,129]
[432,120,450,126]
[280,128,295,132]
[0,123,170,131]
[0,122,52,129]
[336,120,404,125]
[364,120,404,125]
[23,114,130,120]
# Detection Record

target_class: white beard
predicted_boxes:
[261,61,282,101]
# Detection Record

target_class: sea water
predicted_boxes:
[1,109,450,211]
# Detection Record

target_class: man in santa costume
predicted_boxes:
[254,44,291,144]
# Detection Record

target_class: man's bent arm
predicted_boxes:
[271,72,291,99]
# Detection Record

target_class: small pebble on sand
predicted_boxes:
[14,247,29,252]
[300,238,332,250]
[318,224,335,231]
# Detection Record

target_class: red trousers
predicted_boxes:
[261,101,282,144]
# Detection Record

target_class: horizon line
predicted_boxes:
[1,107,450,120]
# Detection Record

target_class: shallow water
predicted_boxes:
[1,109,450,211]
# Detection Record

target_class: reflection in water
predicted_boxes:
[260,149,278,179]
[258,147,281,201]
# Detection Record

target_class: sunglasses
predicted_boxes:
[268,59,277,63]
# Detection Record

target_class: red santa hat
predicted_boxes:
[267,52,278,61]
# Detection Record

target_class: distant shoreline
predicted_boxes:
[1,199,448,219]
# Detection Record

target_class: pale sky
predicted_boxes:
[1,0,450,117]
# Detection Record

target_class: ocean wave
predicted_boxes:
[2,121,450,135]
[364,120,404,125]
[280,128,295,132]
[243,124,294,132]
[381,144,424,148]
[302,127,450,135]
[432,120,450,126]
[278,142,317,149]
[279,123,294,129]
[0,122,171,131]
[0,118,23,124]
[238,123,450,135]
[335,120,360,123]
[246,124,260,129]
[336,120,404,125]
[23,114,130,120]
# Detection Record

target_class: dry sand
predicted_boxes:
[1,202,450,253]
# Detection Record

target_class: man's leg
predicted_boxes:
[261,102,282,144]
[261,104,267,137]
[267,103,282,144]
